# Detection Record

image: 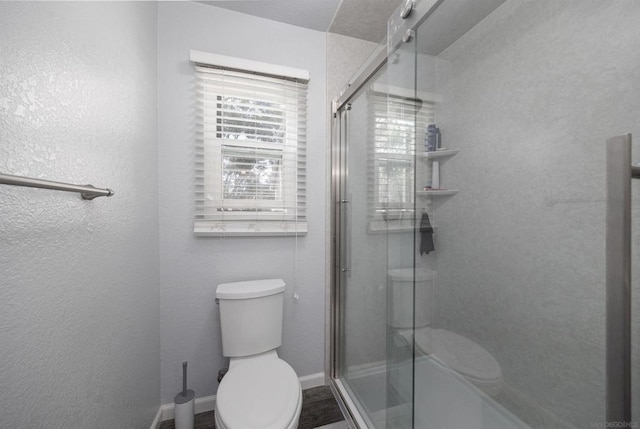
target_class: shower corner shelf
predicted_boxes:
[419,149,459,160]
[417,189,459,197]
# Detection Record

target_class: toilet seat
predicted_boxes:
[413,327,503,396]
[216,357,302,429]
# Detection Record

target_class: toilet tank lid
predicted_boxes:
[216,279,286,300]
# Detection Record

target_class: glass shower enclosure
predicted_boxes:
[330,1,640,428]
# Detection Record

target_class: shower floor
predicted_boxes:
[158,386,345,429]
[343,366,412,429]
[340,357,533,429]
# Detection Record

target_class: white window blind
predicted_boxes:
[192,52,309,236]
[368,90,434,226]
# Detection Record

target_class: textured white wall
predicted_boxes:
[326,33,379,106]
[431,0,640,426]
[157,2,327,403]
[0,2,159,428]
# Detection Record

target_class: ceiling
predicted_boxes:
[329,0,403,43]
[200,0,403,43]
[416,0,507,55]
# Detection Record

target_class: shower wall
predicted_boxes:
[0,2,159,428]
[432,0,640,426]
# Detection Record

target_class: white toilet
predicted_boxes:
[215,278,302,429]
[388,268,504,396]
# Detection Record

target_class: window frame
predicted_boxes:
[191,50,309,236]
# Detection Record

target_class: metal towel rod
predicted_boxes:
[0,173,114,200]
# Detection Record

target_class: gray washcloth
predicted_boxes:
[420,212,434,255]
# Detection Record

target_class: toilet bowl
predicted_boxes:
[215,352,302,429]
[215,279,302,429]
[388,268,504,396]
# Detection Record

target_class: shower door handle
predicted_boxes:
[606,133,635,424]
[339,195,351,278]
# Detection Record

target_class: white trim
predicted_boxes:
[148,407,162,429]
[299,372,326,390]
[194,221,308,237]
[158,402,174,424]
[156,394,217,424]
[152,373,327,425]
[190,50,310,81]
[195,395,217,415]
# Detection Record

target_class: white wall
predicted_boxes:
[157,2,327,403]
[0,2,159,428]
[432,0,640,426]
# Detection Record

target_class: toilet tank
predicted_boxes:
[216,279,285,357]
[387,268,435,329]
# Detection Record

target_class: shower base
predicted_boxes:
[339,356,530,429]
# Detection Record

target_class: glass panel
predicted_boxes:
[411,1,640,428]
[216,96,286,143]
[221,146,283,200]
[336,2,640,428]
[336,33,417,427]
[384,25,417,429]
[338,72,394,427]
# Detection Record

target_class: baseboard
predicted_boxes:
[150,372,326,428]
[149,407,162,429]
[154,394,217,426]
[299,371,325,390]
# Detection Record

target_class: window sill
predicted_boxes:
[194,221,308,237]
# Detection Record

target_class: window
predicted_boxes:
[191,51,309,236]
[368,85,434,231]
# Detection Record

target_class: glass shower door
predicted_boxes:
[408,1,640,428]
[334,28,418,428]
[383,25,419,429]
[333,1,640,428]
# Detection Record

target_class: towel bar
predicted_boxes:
[0,173,114,200]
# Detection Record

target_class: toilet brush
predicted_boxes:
[174,361,195,429]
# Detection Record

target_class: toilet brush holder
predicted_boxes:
[174,362,195,429]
